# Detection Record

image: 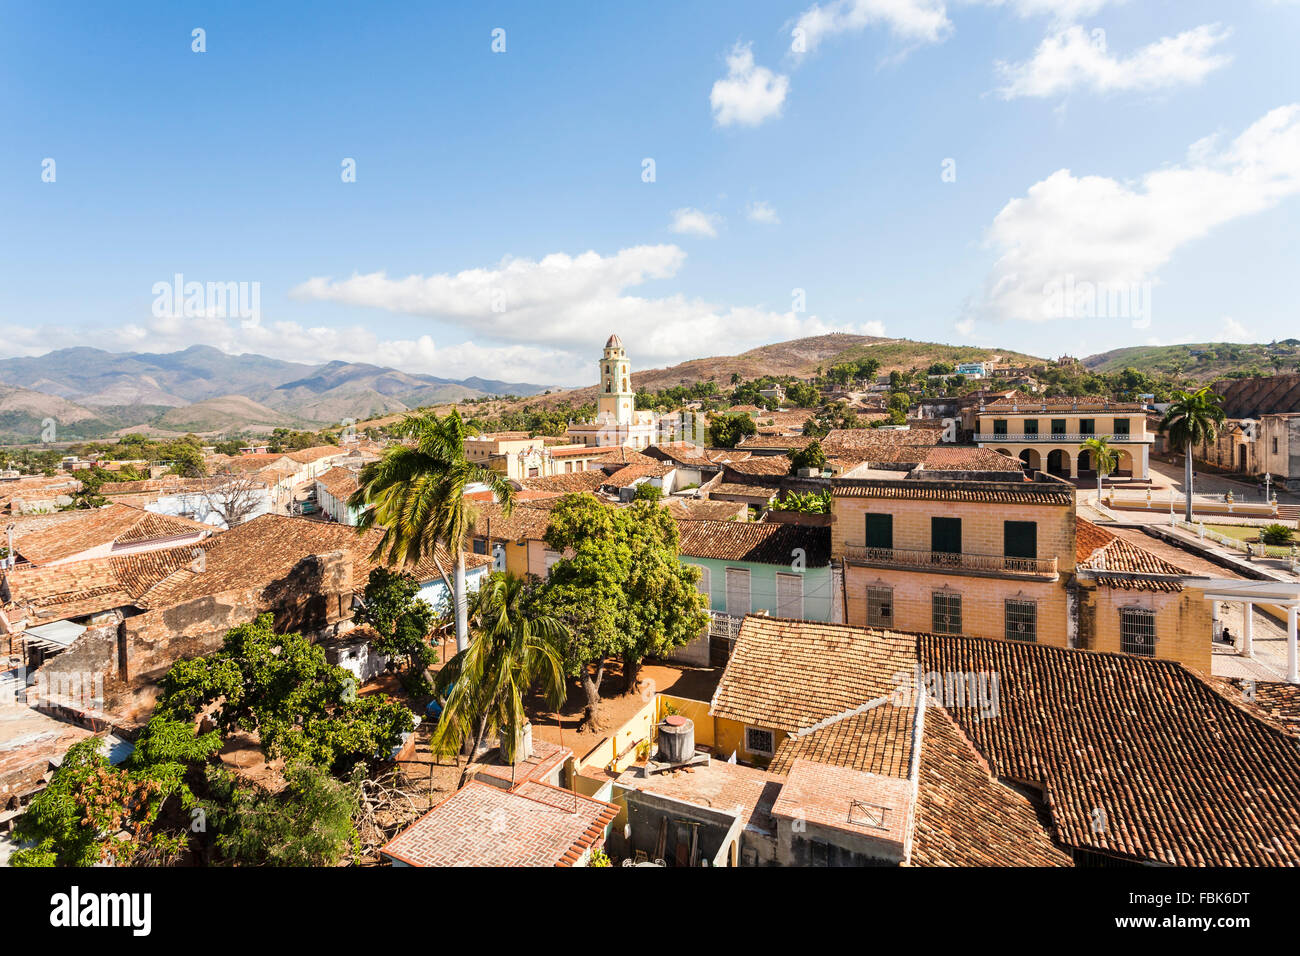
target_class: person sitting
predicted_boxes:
[1221,626,1234,647]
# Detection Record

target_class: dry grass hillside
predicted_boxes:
[352,333,1046,430]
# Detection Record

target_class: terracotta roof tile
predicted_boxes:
[379,780,617,867]
[710,617,917,733]
[918,633,1300,866]
[911,707,1072,867]
[675,519,830,567]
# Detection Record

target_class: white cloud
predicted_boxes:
[746,201,781,224]
[710,43,789,128]
[968,0,1126,23]
[975,105,1300,326]
[996,23,1231,99]
[1220,316,1253,342]
[669,207,722,237]
[292,243,886,374]
[793,0,952,53]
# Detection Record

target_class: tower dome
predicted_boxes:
[605,333,624,349]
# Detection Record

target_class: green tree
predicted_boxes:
[350,410,515,653]
[205,761,362,866]
[12,718,219,867]
[431,572,568,786]
[789,440,827,474]
[634,482,663,502]
[355,567,437,694]
[156,614,415,775]
[1079,436,1118,500]
[1158,386,1227,521]
[539,496,709,728]
[707,412,757,448]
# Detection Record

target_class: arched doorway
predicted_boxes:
[1019,449,1041,472]
[1077,449,1092,473]
[1115,449,1134,478]
[1046,449,1070,478]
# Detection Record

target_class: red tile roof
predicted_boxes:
[10,505,212,565]
[675,519,830,567]
[380,780,617,867]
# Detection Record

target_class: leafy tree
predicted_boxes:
[156,614,415,775]
[431,572,568,785]
[707,412,757,448]
[205,761,361,866]
[1158,387,1227,522]
[167,444,206,478]
[789,440,827,474]
[801,417,829,440]
[12,718,219,867]
[855,358,882,382]
[350,410,515,653]
[355,567,437,694]
[539,496,709,728]
[634,482,663,502]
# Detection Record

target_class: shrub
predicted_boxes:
[1261,523,1295,546]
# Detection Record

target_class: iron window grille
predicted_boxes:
[932,591,962,635]
[745,727,775,756]
[867,586,894,628]
[1005,599,1037,642]
[1120,607,1157,656]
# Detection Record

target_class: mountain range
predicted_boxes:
[0,346,546,442]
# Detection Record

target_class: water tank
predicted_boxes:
[657,715,695,764]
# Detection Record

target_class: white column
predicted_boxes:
[1241,602,1254,657]
[1140,444,1149,480]
[1288,606,1298,685]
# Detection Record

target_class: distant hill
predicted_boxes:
[352,333,1049,430]
[0,345,547,440]
[549,333,1044,406]
[1083,341,1300,381]
[0,384,122,443]
[152,395,294,434]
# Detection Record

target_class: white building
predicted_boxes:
[564,334,664,449]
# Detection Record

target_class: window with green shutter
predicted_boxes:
[864,513,893,550]
[1003,521,1037,560]
[1024,419,1039,436]
[931,517,961,555]
[1051,419,1066,435]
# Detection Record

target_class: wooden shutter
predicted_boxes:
[725,568,751,617]
[1003,521,1037,560]
[776,573,804,619]
[931,517,962,554]
[864,513,893,549]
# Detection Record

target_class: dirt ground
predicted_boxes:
[523,659,721,758]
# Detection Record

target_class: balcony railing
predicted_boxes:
[843,546,1058,578]
[707,612,745,640]
[975,432,1152,444]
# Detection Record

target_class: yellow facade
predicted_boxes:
[974,407,1153,479]
[1080,583,1214,673]
[830,482,1213,669]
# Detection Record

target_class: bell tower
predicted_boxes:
[597,333,633,427]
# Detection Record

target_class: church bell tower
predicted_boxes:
[598,333,633,426]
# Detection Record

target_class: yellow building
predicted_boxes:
[564,334,665,449]
[830,461,1213,669]
[463,432,605,481]
[973,394,1153,481]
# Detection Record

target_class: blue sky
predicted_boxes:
[1,0,1297,387]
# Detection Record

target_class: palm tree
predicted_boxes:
[348,410,515,653]
[1158,386,1227,522]
[431,572,568,787]
[1079,436,1117,501]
